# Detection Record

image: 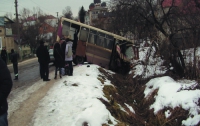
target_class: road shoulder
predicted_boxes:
[8,79,56,126]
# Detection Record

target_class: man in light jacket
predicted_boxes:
[65,37,73,76]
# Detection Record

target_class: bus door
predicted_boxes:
[62,21,70,36]
[75,27,89,64]
[86,29,97,63]
[62,21,79,42]
[109,39,121,71]
[92,32,113,69]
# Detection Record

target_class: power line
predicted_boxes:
[0,10,10,12]
[29,0,54,15]
[0,0,14,15]
[0,0,13,4]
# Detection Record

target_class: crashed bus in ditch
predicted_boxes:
[57,17,139,74]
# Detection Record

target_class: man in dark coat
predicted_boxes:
[10,49,18,80]
[1,47,8,64]
[36,40,51,81]
[60,37,66,61]
[0,57,13,126]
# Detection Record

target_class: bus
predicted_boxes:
[57,17,139,74]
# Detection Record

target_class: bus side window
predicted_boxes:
[104,38,107,48]
[107,40,113,50]
[88,30,97,44]
[96,32,105,47]
[88,34,95,44]
[96,36,100,46]
[79,27,89,42]
[104,35,114,50]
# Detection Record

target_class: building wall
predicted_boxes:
[0,26,15,53]
[89,6,108,26]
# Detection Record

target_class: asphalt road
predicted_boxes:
[7,57,55,89]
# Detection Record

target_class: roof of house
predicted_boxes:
[162,0,200,13]
[0,16,14,26]
[162,0,182,7]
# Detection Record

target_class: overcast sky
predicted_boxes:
[0,0,97,19]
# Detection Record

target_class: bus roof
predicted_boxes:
[61,17,134,44]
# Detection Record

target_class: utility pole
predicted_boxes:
[14,0,22,60]
[55,12,59,42]
[56,12,59,19]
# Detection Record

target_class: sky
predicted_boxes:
[7,42,200,125]
[0,0,96,18]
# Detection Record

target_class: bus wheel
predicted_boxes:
[84,55,87,62]
[76,56,84,64]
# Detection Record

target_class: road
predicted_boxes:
[7,57,56,126]
[7,57,54,89]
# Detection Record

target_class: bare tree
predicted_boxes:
[78,6,86,23]
[5,12,13,20]
[109,0,200,77]
[62,6,73,19]
[18,8,47,53]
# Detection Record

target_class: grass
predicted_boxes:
[97,67,193,126]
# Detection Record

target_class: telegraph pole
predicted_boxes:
[56,12,59,42]
[14,0,21,60]
[56,12,59,18]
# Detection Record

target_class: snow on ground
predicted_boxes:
[7,72,55,119]
[31,65,117,126]
[132,43,167,78]
[144,76,200,125]
[8,43,200,125]
[27,64,200,126]
[132,42,200,125]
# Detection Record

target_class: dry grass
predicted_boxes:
[72,83,78,86]
[98,67,194,126]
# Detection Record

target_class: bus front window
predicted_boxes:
[125,46,134,60]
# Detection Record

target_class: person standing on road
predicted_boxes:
[10,49,18,80]
[53,42,64,79]
[36,40,50,81]
[0,57,13,126]
[1,47,8,65]
[65,36,73,76]
[60,38,66,62]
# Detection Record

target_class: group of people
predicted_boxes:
[0,37,74,126]
[0,37,74,125]
[36,36,73,81]
[54,36,74,78]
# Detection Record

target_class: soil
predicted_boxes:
[8,79,56,126]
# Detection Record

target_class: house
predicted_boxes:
[88,0,108,28]
[155,0,200,48]
[21,15,57,51]
[0,16,16,57]
[97,12,113,31]
[39,15,57,45]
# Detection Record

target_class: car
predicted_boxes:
[49,49,55,63]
